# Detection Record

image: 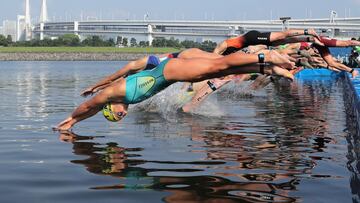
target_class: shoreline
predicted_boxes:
[0,52,152,61]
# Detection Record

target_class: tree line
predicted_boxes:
[2,33,360,52]
[0,34,217,51]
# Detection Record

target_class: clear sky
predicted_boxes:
[2,0,360,23]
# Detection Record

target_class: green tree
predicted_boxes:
[6,35,13,45]
[152,38,166,47]
[139,41,146,47]
[166,37,180,48]
[0,35,8,46]
[81,36,92,46]
[59,34,80,46]
[29,39,41,46]
[200,40,217,52]
[130,38,137,47]
[116,36,123,45]
[181,40,200,49]
[91,36,103,46]
[80,36,106,47]
[41,38,54,46]
[107,38,115,46]
[122,38,128,47]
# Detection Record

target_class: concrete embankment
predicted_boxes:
[0,52,152,61]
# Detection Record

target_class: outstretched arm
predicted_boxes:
[270,28,319,41]
[80,56,148,97]
[335,39,360,47]
[56,81,123,131]
[315,45,358,78]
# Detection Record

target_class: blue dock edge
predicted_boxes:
[296,68,360,135]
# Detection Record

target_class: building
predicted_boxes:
[17,15,26,41]
[24,0,32,41]
[3,20,17,42]
[40,0,48,23]
[33,17,360,44]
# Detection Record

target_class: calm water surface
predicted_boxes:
[0,61,359,203]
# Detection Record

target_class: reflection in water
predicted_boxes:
[16,64,82,119]
[343,77,360,203]
[60,131,298,202]
[15,64,53,120]
[1,61,357,202]
[58,77,353,202]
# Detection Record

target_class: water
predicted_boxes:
[0,61,359,203]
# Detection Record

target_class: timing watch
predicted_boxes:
[258,53,265,74]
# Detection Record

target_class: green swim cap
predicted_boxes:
[102,103,121,122]
[355,46,360,53]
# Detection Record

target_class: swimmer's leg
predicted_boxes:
[181,77,233,113]
[164,51,294,82]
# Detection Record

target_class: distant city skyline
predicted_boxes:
[1,0,360,23]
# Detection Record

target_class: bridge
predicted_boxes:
[32,17,360,45]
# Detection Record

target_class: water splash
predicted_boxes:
[132,83,226,118]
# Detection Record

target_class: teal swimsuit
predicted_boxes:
[124,59,174,104]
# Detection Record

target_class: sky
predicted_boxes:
[2,0,360,23]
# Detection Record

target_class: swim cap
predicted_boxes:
[355,46,360,53]
[102,103,122,122]
[278,45,288,49]
[300,42,310,50]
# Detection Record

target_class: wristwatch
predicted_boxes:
[258,53,265,74]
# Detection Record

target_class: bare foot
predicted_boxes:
[290,67,304,75]
[268,51,295,70]
[265,65,294,81]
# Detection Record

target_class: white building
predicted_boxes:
[25,0,32,41]
[40,0,48,23]
[17,15,26,41]
[3,20,17,41]
[0,26,3,35]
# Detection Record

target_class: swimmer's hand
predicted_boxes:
[80,87,95,97]
[53,117,74,131]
